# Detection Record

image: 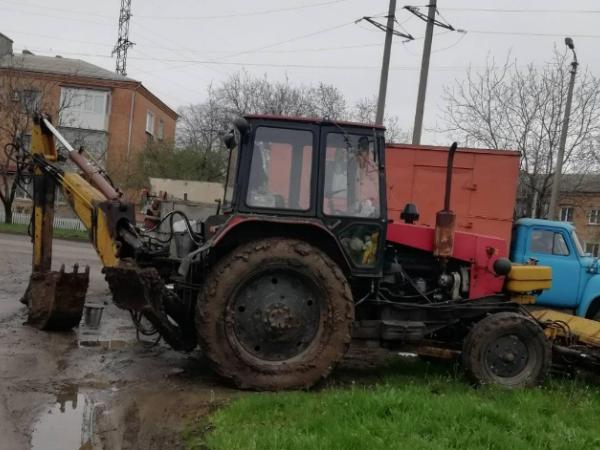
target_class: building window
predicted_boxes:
[589,209,600,225]
[559,207,574,222]
[19,89,41,114]
[146,110,155,135]
[585,242,600,257]
[59,87,109,131]
[157,119,164,140]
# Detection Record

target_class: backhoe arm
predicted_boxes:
[23,115,197,351]
[23,115,137,329]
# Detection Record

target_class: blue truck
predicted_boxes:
[511,218,600,319]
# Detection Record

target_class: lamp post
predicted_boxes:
[548,37,578,220]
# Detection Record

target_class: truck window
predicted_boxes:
[247,127,313,210]
[530,230,569,256]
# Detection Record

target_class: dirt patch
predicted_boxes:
[0,234,396,449]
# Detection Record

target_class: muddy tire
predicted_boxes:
[462,312,551,388]
[196,238,354,390]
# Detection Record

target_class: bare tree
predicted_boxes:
[353,96,409,143]
[0,63,63,223]
[442,49,600,218]
[211,71,348,119]
[172,72,410,186]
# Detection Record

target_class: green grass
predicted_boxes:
[0,222,88,241]
[184,359,600,450]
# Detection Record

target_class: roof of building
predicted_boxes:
[0,50,178,119]
[518,173,600,195]
[0,52,134,82]
[560,174,600,194]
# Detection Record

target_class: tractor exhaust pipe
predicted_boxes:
[434,142,458,258]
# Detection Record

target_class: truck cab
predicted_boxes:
[510,218,600,318]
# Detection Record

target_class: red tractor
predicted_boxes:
[26,114,559,390]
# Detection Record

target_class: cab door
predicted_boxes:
[318,127,387,276]
[524,228,581,307]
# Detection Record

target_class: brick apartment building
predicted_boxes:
[0,32,177,213]
[556,174,600,257]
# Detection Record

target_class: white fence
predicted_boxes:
[0,210,86,231]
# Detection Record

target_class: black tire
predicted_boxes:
[196,238,354,390]
[585,298,600,321]
[462,312,551,388]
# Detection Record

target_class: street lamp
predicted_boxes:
[548,37,579,220]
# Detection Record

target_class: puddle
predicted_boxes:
[31,385,95,450]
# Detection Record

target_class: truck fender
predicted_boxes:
[576,276,600,317]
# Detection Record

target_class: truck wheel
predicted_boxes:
[462,312,551,388]
[196,238,354,390]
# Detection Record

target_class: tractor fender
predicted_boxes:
[576,275,600,317]
[209,215,353,276]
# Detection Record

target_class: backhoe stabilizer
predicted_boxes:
[23,264,89,330]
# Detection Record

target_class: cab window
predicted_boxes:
[246,127,313,210]
[530,230,570,256]
[323,133,380,218]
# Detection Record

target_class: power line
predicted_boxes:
[2,29,112,49]
[136,0,351,20]
[469,30,600,39]
[0,0,113,26]
[444,8,600,14]
[134,20,357,75]
[11,48,487,71]
[0,0,112,17]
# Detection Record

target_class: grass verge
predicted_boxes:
[0,222,88,241]
[184,359,600,450]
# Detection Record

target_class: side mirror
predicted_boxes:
[223,132,236,150]
[233,117,250,135]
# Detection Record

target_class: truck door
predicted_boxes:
[525,228,580,308]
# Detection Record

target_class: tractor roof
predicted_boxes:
[244,114,386,130]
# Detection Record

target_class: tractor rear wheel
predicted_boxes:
[462,312,551,388]
[196,238,354,390]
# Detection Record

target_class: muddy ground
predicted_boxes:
[0,233,237,450]
[0,233,392,450]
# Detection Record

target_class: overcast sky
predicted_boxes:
[2,0,600,144]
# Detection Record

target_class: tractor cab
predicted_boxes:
[218,115,388,276]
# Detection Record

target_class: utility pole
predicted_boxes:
[113,0,134,76]
[548,37,578,220]
[411,0,436,144]
[375,0,397,125]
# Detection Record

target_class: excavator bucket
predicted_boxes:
[23,264,89,331]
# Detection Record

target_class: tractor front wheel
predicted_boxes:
[196,238,354,390]
[462,312,551,388]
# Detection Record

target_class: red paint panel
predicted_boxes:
[387,222,507,297]
[386,143,520,251]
